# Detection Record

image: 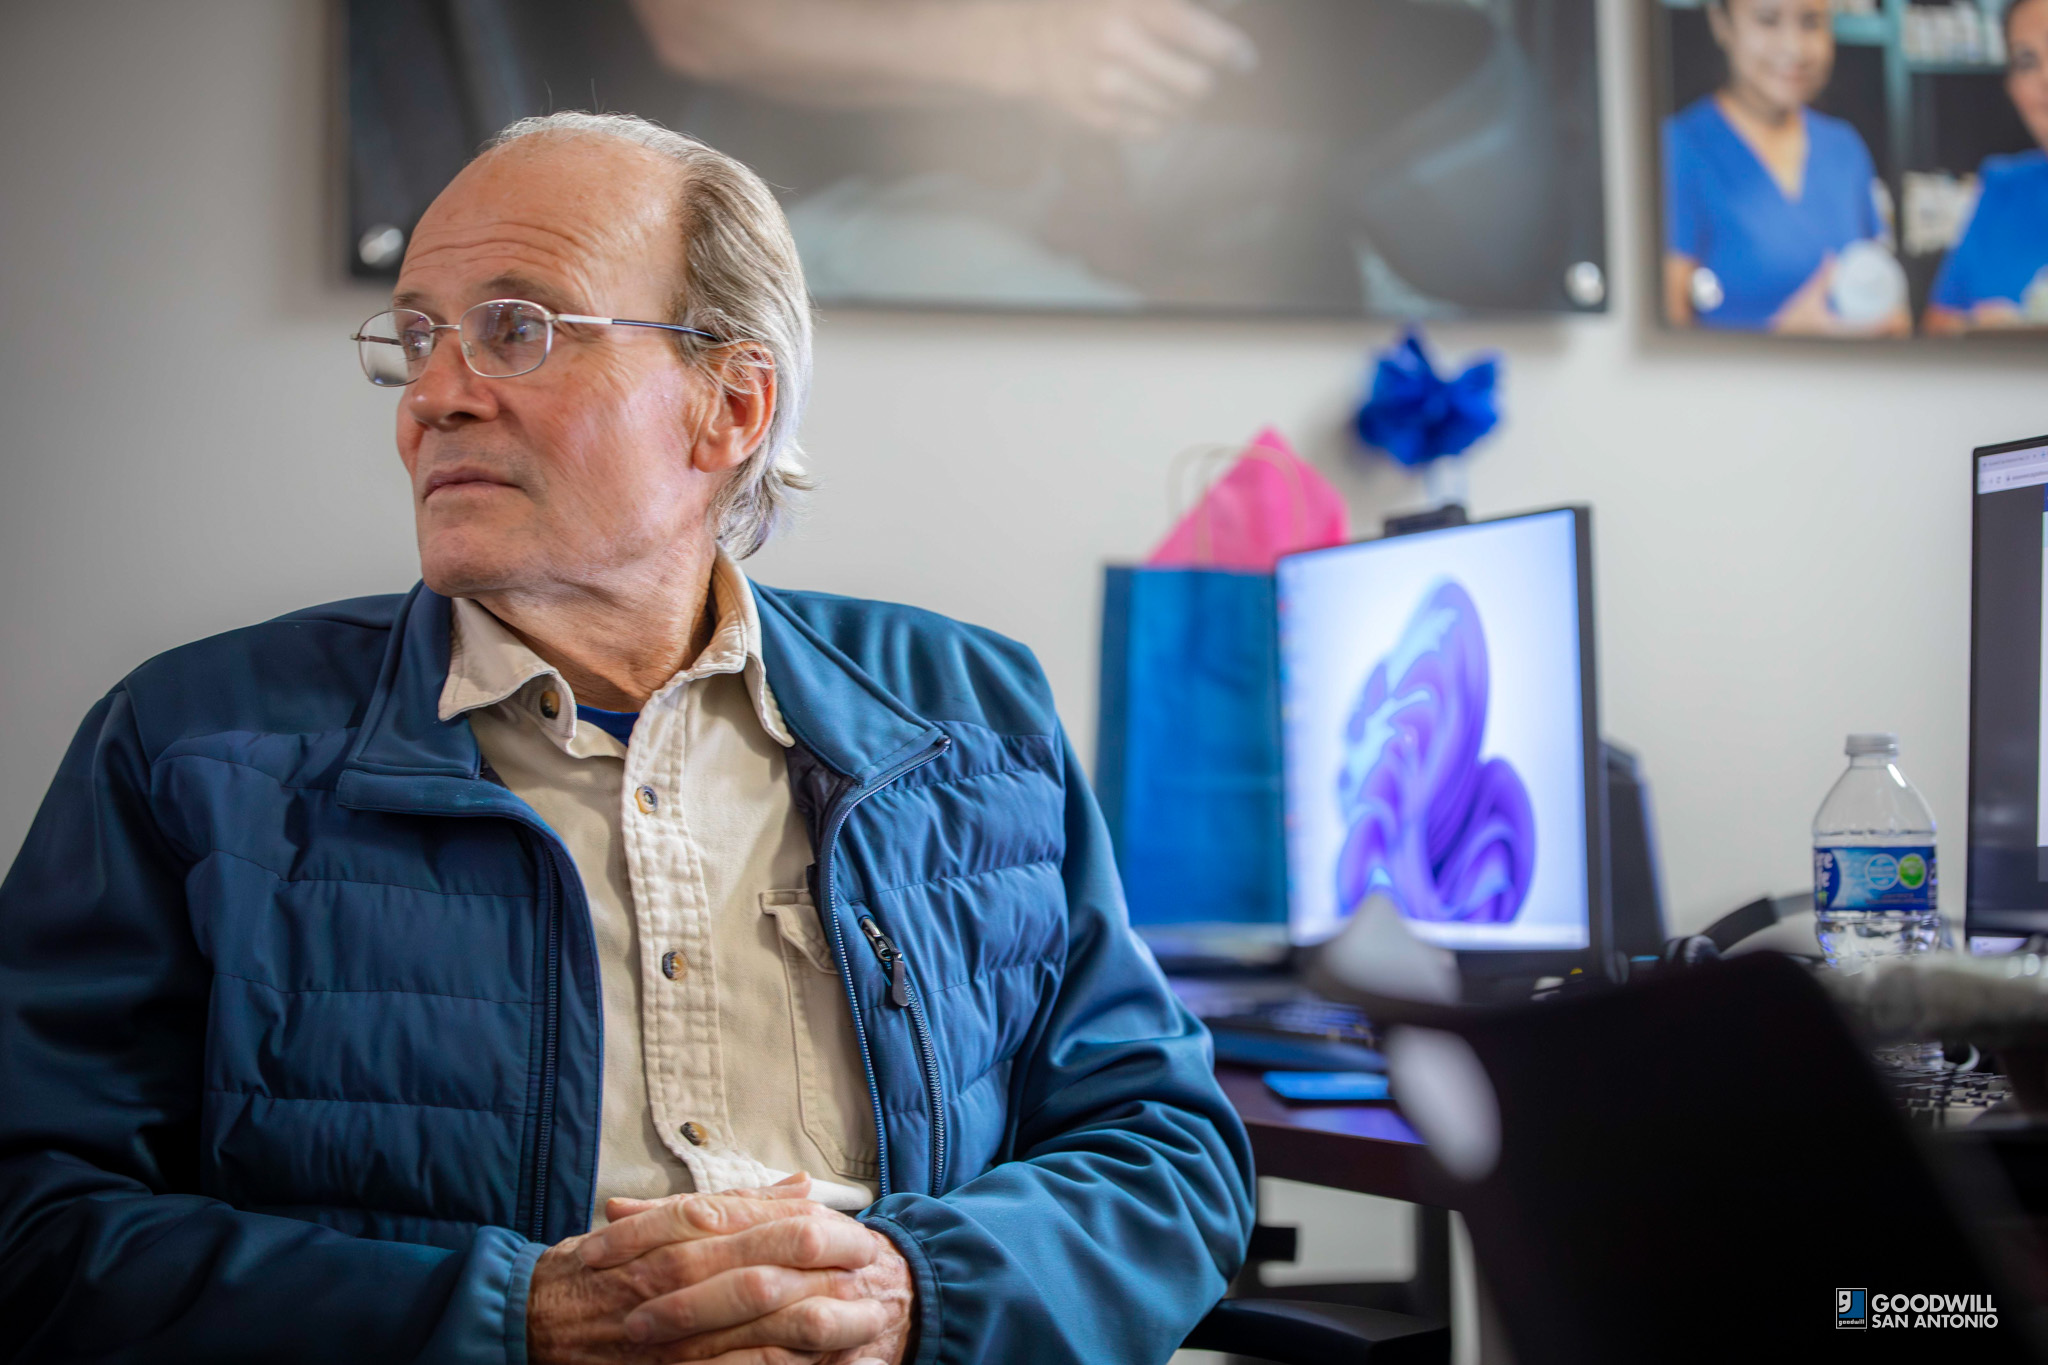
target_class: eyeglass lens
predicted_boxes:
[356,310,435,387]
[354,300,554,387]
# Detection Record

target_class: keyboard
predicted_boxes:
[1182,987,1385,1072]
[1887,1064,2012,1129]
[1205,998,1378,1045]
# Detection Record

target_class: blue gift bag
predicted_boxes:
[1096,566,1287,926]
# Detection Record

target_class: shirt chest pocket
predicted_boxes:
[759,889,879,1182]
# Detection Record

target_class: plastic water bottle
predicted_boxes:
[1813,733,1941,974]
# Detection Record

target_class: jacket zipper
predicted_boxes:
[816,734,952,1198]
[858,916,912,1007]
[529,836,565,1242]
[858,913,949,1192]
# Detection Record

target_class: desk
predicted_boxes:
[1216,1063,1449,1208]
[1215,1062,1456,1321]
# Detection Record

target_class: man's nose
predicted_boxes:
[406,330,501,429]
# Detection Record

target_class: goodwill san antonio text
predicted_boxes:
[1837,1288,1998,1330]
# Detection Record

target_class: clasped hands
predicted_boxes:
[527,1173,915,1365]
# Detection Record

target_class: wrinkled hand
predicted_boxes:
[527,1173,914,1365]
[1013,0,1257,138]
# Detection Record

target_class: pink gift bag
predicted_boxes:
[1146,427,1350,571]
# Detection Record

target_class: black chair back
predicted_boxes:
[1402,954,2039,1363]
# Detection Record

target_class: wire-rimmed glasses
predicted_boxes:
[352,298,724,387]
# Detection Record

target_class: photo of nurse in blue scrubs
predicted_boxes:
[1662,0,1910,336]
[1926,0,2048,334]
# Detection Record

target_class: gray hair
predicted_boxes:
[485,111,812,558]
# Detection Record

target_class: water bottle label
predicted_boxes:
[1813,846,1936,912]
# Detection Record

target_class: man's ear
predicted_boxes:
[690,345,777,475]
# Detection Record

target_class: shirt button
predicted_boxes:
[537,689,560,721]
[635,785,659,815]
[661,950,687,980]
[680,1121,708,1146]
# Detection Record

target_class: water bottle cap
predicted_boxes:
[1845,732,1899,756]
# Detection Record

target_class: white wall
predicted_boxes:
[3,0,2043,935]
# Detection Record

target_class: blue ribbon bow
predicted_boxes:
[1353,329,1501,468]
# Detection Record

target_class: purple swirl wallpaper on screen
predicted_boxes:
[1333,580,1535,925]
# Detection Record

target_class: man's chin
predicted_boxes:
[415,514,543,598]
[417,545,530,601]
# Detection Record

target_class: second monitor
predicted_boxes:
[1276,506,1607,977]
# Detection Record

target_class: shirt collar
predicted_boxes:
[436,548,794,750]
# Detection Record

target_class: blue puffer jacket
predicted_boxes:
[0,582,1255,1364]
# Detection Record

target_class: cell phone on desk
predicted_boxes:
[1262,1070,1390,1103]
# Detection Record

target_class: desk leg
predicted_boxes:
[1411,1204,1452,1321]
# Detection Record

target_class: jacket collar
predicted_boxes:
[346,583,477,781]
[340,580,941,804]
[751,583,944,789]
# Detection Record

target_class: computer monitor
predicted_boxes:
[1967,436,2048,946]
[1275,507,1606,976]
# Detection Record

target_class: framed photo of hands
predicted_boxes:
[348,0,1610,319]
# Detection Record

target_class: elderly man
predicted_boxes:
[0,113,1253,1363]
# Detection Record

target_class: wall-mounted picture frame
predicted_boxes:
[1651,0,2048,339]
[349,0,1609,319]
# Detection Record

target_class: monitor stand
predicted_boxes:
[1382,502,1470,538]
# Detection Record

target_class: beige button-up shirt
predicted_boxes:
[439,553,878,1221]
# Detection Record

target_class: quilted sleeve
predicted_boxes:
[0,686,543,1364]
[860,726,1257,1364]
